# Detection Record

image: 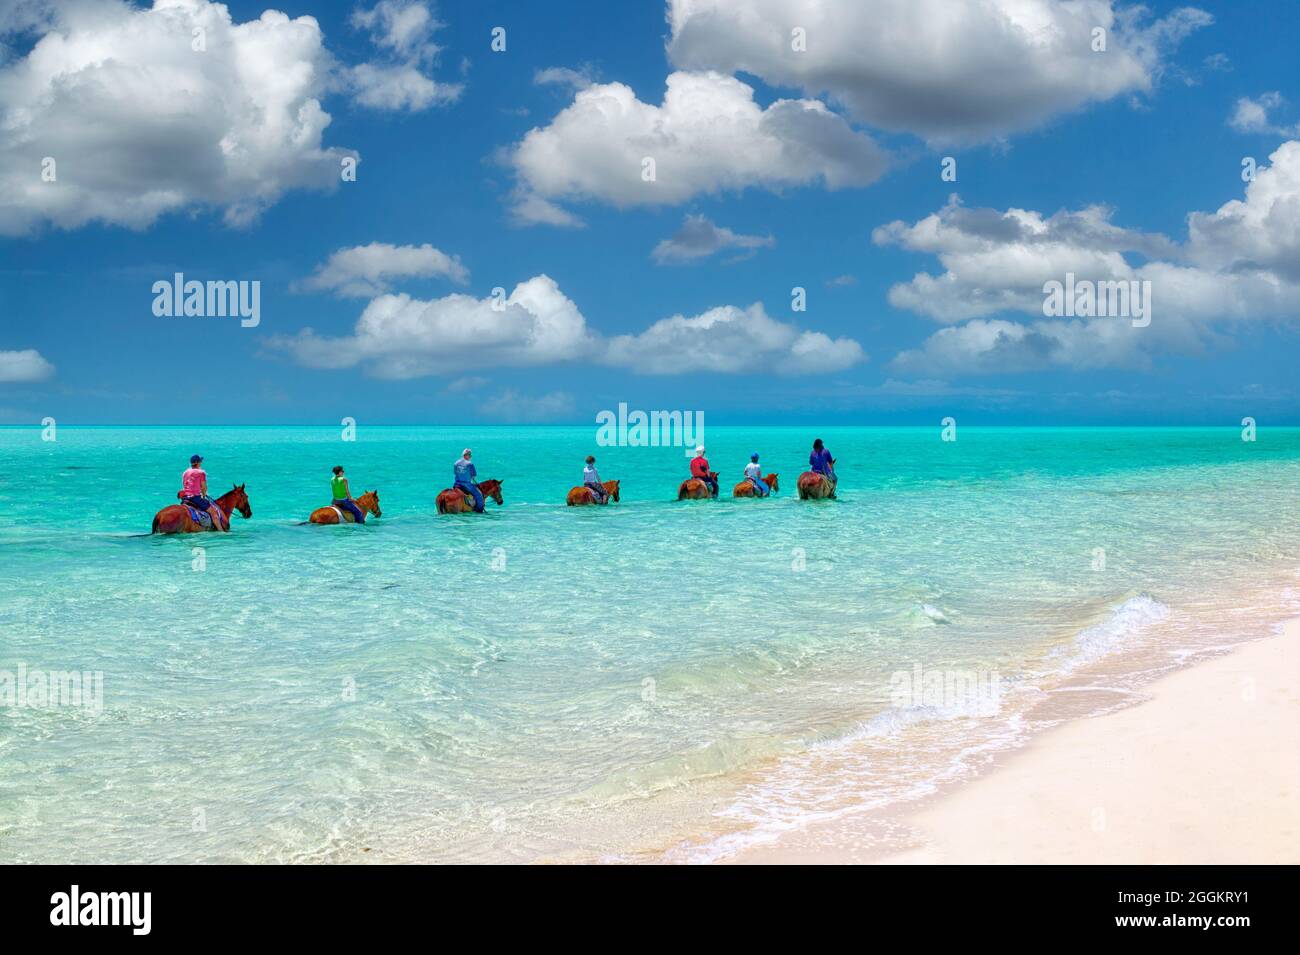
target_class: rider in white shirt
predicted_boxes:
[583,455,608,503]
[744,453,768,496]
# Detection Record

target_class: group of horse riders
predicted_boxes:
[168,438,838,531]
[682,438,836,499]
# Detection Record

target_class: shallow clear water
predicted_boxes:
[2,426,1299,862]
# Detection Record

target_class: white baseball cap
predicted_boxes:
[695,445,705,454]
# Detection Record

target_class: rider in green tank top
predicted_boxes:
[330,465,365,524]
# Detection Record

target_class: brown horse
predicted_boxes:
[677,472,719,500]
[567,479,620,506]
[796,471,836,500]
[436,479,504,514]
[152,484,251,534]
[308,490,382,524]
[733,473,779,497]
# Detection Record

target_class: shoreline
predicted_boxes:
[727,618,1300,864]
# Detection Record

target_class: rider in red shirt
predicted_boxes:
[689,446,717,496]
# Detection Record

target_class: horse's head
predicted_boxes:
[606,479,620,502]
[766,473,779,493]
[358,489,381,517]
[480,479,504,505]
[224,483,251,518]
[708,471,719,482]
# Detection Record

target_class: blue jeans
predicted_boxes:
[455,480,485,512]
[749,477,768,496]
[333,498,365,524]
[585,481,607,503]
[182,495,224,529]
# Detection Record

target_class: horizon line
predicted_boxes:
[1,422,1292,430]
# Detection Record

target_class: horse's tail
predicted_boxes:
[151,515,160,534]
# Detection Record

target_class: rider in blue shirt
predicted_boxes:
[810,438,837,496]
[453,448,485,512]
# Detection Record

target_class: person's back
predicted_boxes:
[330,471,349,501]
[582,456,606,503]
[330,465,364,523]
[181,466,205,498]
[743,454,768,495]
[452,449,485,512]
[809,439,837,497]
[178,455,226,530]
[689,446,716,496]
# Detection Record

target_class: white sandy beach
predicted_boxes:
[732,619,1300,865]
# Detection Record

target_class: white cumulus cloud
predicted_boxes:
[0,0,358,235]
[1185,140,1300,280]
[533,66,595,91]
[0,0,466,235]
[268,275,864,378]
[666,0,1211,142]
[0,349,55,382]
[268,275,599,379]
[346,0,462,110]
[878,142,1300,375]
[603,303,865,375]
[651,214,774,264]
[507,70,886,225]
[297,242,469,297]
[1227,92,1299,137]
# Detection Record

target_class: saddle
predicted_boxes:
[185,505,215,530]
[182,502,227,530]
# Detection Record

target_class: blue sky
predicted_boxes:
[1,0,1298,424]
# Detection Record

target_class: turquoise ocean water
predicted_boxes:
[2,425,1300,862]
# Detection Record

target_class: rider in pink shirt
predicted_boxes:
[178,454,226,530]
[181,466,205,498]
